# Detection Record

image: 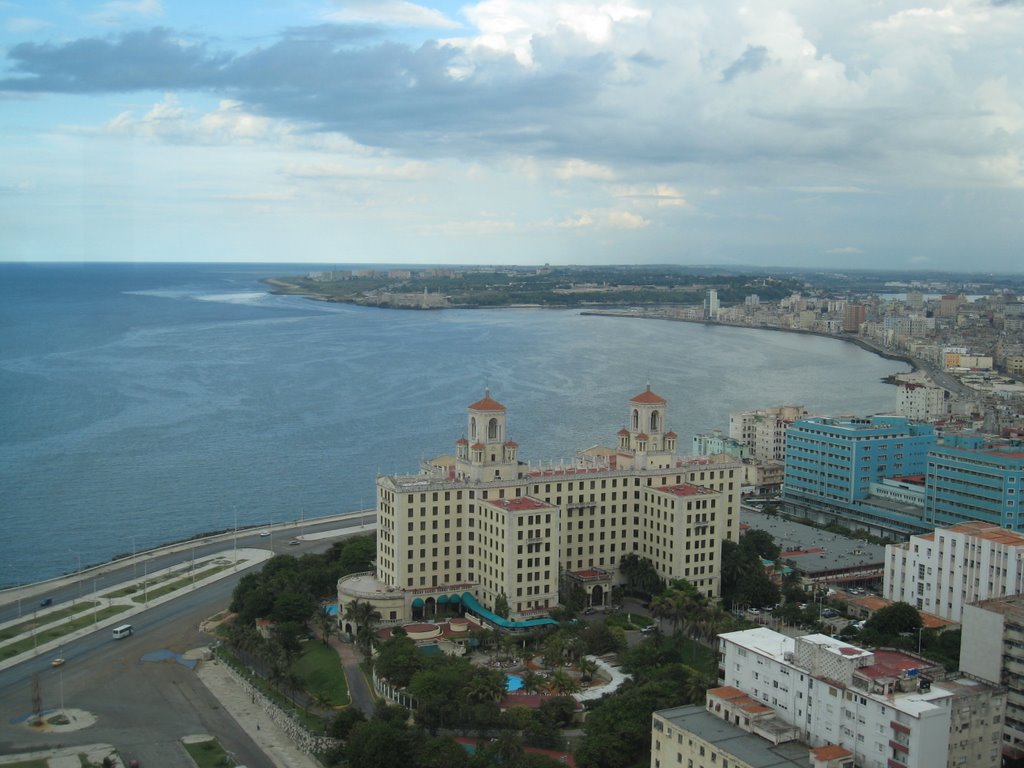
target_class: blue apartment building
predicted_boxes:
[925,433,1024,529]
[781,416,937,536]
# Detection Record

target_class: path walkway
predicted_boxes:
[329,636,376,717]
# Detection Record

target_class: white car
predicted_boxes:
[259,530,271,537]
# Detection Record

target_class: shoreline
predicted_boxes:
[579,310,919,374]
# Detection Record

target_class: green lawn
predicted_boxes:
[0,760,48,768]
[291,640,350,707]
[0,605,131,660]
[605,612,653,630]
[182,737,234,768]
[0,602,100,642]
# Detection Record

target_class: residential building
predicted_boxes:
[884,521,1024,620]
[692,430,751,461]
[781,416,936,536]
[718,627,1005,768]
[960,595,1024,763]
[729,405,808,463]
[651,697,852,768]
[923,433,1024,529]
[843,303,866,333]
[896,383,948,422]
[706,289,720,320]
[338,387,743,629]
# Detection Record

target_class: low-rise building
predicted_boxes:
[717,627,1005,768]
[884,521,1024,620]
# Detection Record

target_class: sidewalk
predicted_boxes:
[195,658,322,768]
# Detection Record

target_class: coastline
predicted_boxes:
[579,309,918,373]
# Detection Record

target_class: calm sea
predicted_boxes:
[0,263,907,584]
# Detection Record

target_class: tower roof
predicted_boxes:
[630,384,666,405]
[468,388,506,412]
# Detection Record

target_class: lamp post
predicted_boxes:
[92,573,103,624]
[233,506,238,566]
[68,548,82,603]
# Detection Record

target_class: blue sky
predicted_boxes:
[1,1,1022,270]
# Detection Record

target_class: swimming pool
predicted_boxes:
[505,673,524,693]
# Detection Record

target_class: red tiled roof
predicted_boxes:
[665,431,677,438]
[630,385,666,404]
[636,432,649,440]
[859,649,925,680]
[812,745,853,760]
[504,440,518,448]
[469,389,506,411]
[456,437,468,445]
[471,441,485,450]
[618,428,630,436]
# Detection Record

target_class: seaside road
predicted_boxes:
[0,516,377,766]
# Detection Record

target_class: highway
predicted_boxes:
[0,512,374,766]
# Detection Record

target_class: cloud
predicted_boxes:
[555,159,616,181]
[323,1,461,29]
[824,246,863,254]
[558,208,649,229]
[612,184,687,207]
[6,17,51,33]
[87,0,162,26]
[721,45,768,83]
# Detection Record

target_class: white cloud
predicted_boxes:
[5,17,51,33]
[825,246,863,254]
[555,159,616,181]
[87,0,162,25]
[324,1,461,29]
[557,208,649,229]
[611,183,687,207]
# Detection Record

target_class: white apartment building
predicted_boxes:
[339,387,742,628]
[718,627,1004,768]
[895,383,948,422]
[884,522,1024,621]
[960,595,1024,762]
[729,405,808,463]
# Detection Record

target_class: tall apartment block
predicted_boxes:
[895,382,948,422]
[717,627,1005,768]
[729,405,808,463]
[884,521,1024,620]
[924,434,1024,529]
[337,387,742,629]
[960,595,1024,763]
[781,416,936,535]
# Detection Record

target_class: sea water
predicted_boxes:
[0,263,906,583]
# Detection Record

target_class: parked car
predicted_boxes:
[582,607,595,615]
[640,624,657,634]
[746,607,761,615]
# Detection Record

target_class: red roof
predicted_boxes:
[630,385,666,405]
[456,437,468,445]
[504,440,518,448]
[636,432,649,440]
[471,441,485,450]
[665,431,677,438]
[618,428,630,436]
[468,389,505,411]
[859,649,925,680]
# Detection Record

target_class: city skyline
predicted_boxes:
[1,1,1023,270]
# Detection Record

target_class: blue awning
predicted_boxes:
[449,594,461,604]
[460,591,558,631]
[412,597,424,608]
[437,595,449,604]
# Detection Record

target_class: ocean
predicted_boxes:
[0,263,907,584]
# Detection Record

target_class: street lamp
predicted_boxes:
[233,506,238,566]
[68,548,82,602]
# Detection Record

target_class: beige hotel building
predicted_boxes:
[337,386,742,630]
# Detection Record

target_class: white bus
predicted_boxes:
[112,624,133,639]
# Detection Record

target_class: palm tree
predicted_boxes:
[576,657,599,684]
[315,605,335,646]
[343,599,381,655]
[549,668,581,697]
[519,669,546,694]
[464,670,506,706]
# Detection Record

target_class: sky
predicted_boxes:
[1,1,1022,270]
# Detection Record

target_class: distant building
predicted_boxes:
[692,430,751,461]
[843,303,866,332]
[706,288,720,320]
[896,382,948,422]
[729,405,808,463]
[960,595,1024,763]
[718,627,1005,768]
[884,521,1024,620]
